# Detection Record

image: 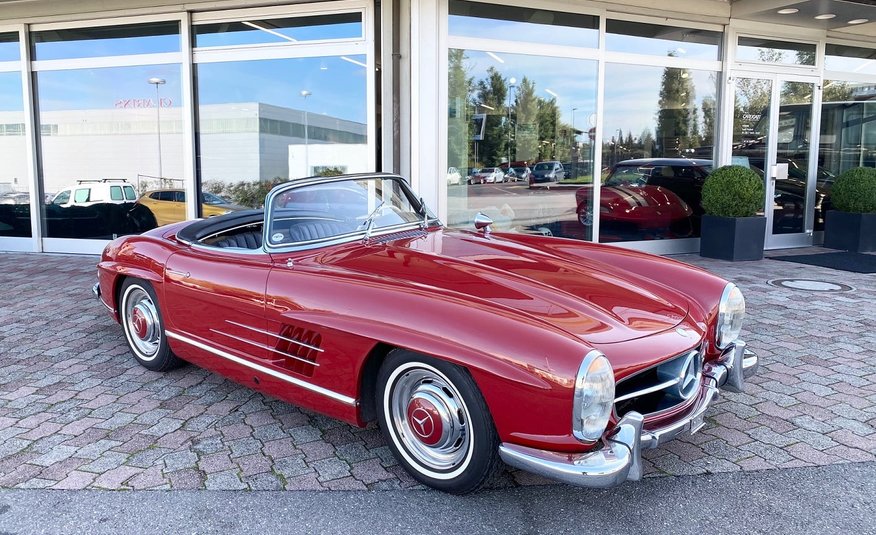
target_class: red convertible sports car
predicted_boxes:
[94,173,758,494]
[575,161,698,238]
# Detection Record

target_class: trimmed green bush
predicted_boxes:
[830,167,876,213]
[701,165,764,218]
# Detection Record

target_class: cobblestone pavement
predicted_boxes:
[0,249,873,491]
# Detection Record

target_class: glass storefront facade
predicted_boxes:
[0,32,27,238]
[0,0,875,255]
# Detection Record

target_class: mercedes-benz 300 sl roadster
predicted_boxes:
[93,173,758,494]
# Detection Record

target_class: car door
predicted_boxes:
[162,245,271,362]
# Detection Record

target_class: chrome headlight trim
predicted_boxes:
[572,350,616,443]
[715,283,745,350]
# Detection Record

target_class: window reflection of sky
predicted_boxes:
[0,73,23,111]
[825,56,876,76]
[449,15,597,48]
[32,24,180,61]
[0,34,19,61]
[196,56,367,123]
[604,64,716,142]
[36,65,181,112]
[462,50,597,124]
[605,33,718,60]
[194,18,361,47]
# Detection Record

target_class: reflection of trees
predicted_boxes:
[474,68,509,166]
[448,49,472,170]
[453,53,578,168]
[656,60,699,156]
[514,77,539,162]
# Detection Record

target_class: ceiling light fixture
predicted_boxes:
[777,8,799,15]
[545,89,558,98]
[242,21,297,42]
[814,14,836,20]
[848,18,869,24]
[486,51,505,64]
[340,56,367,68]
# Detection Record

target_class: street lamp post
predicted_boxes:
[300,90,311,177]
[507,77,516,169]
[148,77,166,182]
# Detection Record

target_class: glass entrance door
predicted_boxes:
[731,73,819,248]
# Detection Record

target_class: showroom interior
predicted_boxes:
[0,0,874,256]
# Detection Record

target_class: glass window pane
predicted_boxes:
[447,49,598,241]
[32,21,180,60]
[110,185,123,200]
[0,32,19,61]
[449,1,598,48]
[124,185,136,200]
[606,20,720,60]
[736,37,815,65]
[0,71,28,238]
[36,64,183,238]
[196,55,369,212]
[820,80,876,224]
[601,64,718,242]
[825,44,876,76]
[194,13,362,48]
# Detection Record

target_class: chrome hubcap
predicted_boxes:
[391,368,469,471]
[124,287,160,359]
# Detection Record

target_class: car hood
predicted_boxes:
[580,185,688,209]
[323,228,689,344]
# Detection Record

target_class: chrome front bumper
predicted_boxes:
[498,340,758,488]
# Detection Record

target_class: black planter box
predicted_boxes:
[700,215,766,261]
[824,210,876,253]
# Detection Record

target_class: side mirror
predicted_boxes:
[473,212,493,237]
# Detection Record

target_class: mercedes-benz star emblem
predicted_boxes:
[410,407,434,438]
[677,351,701,400]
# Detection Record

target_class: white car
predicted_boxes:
[51,179,137,207]
[470,167,505,184]
[446,167,462,186]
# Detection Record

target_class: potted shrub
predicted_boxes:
[823,167,876,253]
[699,165,766,261]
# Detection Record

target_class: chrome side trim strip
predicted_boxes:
[613,377,681,404]
[166,330,354,406]
[209,328,320,367]
[225,320,324,353]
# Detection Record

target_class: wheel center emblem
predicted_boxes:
[411,408,434,438]
[132,308,148,339]
[406,398,443,446]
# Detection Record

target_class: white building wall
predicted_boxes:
[288,144,371,177]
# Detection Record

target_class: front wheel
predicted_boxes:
[376,350,500,494]
[119,278,184,372]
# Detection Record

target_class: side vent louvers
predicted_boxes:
[276,325,321,377]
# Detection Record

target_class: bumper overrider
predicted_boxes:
[498,340,758,488]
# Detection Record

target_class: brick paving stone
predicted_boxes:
[79,452,129,473]
[204,469,246,490]
[92,466,143,489]
[128,466,169,489]
[349,458,394,484]
[236,453,273,477]
[273,456,313,480]
[52,470,97,490]
[244,472,284,491]
[198,452,235,474]
[166,468,206,490]
[163,451,199,472]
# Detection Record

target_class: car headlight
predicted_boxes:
[716,283,745,349]
[572,351,615,442]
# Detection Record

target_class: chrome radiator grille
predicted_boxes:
[614,345,704,419]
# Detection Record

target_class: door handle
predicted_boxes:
[167,269,190,279]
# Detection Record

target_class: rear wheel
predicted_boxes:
[119,278,184,372]
[376,350,500,494]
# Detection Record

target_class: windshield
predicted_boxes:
[203,192,229,205]
[267,176,432,248]
[533,163,553,171]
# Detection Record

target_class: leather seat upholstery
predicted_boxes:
[213,230,262,249]
[288,220,352,243]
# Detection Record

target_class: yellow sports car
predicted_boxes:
[137,189,245,226]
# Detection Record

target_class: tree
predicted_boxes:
[656,61,699,156]
[701,96,716,147]
[474,67,508,166]
[536,97,559,160]
[447,49,472,170]
[514,77,539,162]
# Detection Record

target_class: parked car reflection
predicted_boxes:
[575,159,701,240]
